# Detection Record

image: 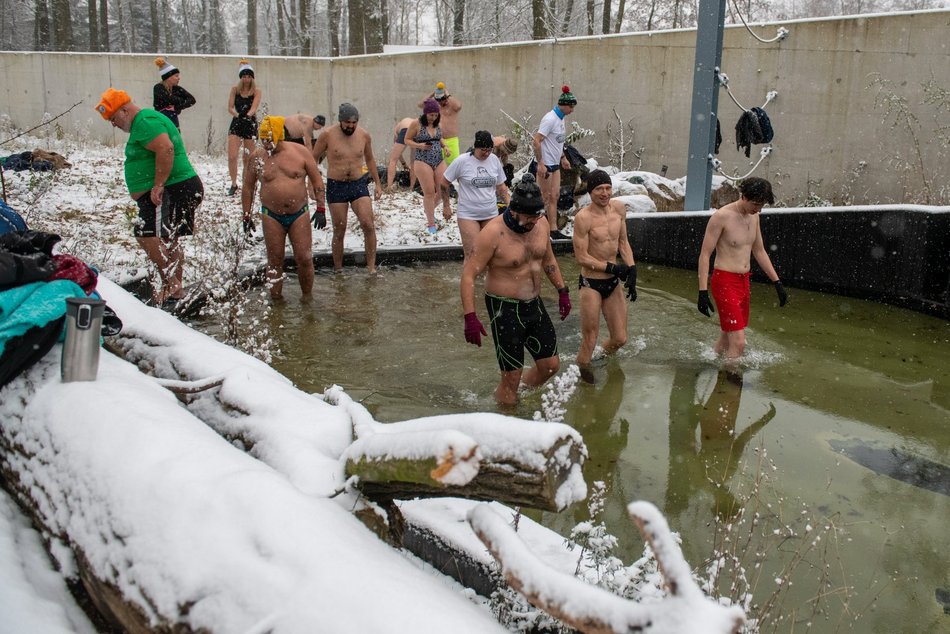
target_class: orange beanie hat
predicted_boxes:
[95,88,131,120]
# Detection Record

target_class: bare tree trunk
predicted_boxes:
[247,0,257,54]
[347,0,364,54]
[277,0,288,55]
[614,0,625,32]
[210,0,227,53]
[452,0,465,45]
[585,0,594,35]
[299,0,311,55]
[99,0,110,50]
[328,0,340,56]
[34,0,51,51]
[162,0,172,53]
[149,0,160,51]
[560,0,575,35]
[178,0,194,53]
[531,0,546,39]
[601,0,611,34]
[87,0,99,52]
[51,0,72,50]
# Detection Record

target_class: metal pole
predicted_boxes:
[684,0,727,211]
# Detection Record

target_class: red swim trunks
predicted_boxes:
[710,269,751,332]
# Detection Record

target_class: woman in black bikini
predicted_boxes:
[226,59,262,196]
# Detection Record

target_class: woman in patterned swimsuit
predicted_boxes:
[405,98,450,233]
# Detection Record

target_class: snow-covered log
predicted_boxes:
[0,293,508,633]
[328,387,588,512]
[468,502,746,634]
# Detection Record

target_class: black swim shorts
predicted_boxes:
[579,274,620,300]
[485,294,558,372]
[134,175,204,239]
[326,175,370,205]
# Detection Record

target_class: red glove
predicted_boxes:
[464,312,487,347]
[558,287,571,320]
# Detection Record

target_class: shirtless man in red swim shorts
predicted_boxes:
[697,177,788,359]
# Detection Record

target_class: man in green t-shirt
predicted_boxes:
[96,88,204,311]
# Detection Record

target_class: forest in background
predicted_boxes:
[0,0,944,58]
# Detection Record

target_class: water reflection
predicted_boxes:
[199,259,949,632]
[666,367,776,522]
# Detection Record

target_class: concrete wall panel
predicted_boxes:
[2,10,948,204]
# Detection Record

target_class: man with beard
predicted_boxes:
[243,116,325,300]
[460,174,572,406]
[312,103,382,273]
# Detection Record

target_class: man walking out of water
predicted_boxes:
[697,176,788,359]
[572,170,637,381]
[533,86,576,241]
[460,174,572,406]
[312,103,382,273]
[243,116,325,299]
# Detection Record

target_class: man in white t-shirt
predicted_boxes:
[533,85,577,241]
[442,130,510,260]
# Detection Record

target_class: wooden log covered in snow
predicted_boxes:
[328,387,588,513]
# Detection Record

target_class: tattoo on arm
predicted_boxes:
[544,265,556,275]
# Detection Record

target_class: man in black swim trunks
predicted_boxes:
[282,113,325,152]
[571,169,637,379]
[243,116,326,299]
[312,103,383,273]
[460,174,572,406]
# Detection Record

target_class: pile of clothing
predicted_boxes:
[0,201,119,389]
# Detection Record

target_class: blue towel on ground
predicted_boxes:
[0,280,86,356]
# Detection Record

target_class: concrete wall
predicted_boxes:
[2,10,948,204]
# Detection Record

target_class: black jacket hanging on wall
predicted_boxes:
[735,107,774,157]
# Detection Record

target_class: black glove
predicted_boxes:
[311,207,327,229]
[605,262,630,279]
[242,216,256,236]
[624,264,638,302]
[774,280,788,307]
[698,290,715,317]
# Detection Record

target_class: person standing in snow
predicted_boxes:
[697,176,788,360]
[385,117,417,193]
[281,113,325,152]
[460,174,571,407]
[418,83,460,216]
[311,103,382,274]
[226,59,262,196]
[242,116,325,300]
[441,130,509,261]
[571,170,637,382]
[152,57,196,130]
[533,86,577,241]
[406,99,450,234]
[95,88,204,310]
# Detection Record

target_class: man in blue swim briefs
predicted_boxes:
[460,174,572,406]
[697,176,788,360]
[571,169,637,382]
[243,115,326,299]
[312,103,383,273]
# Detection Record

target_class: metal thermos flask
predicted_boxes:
[61,297,105,382]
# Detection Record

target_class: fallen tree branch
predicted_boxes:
[0,101,84,147]
[468,502,746,633]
